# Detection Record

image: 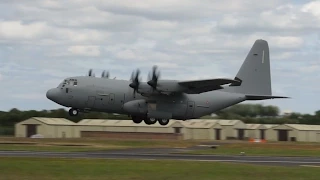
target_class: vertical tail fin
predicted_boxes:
[229,39,272,95]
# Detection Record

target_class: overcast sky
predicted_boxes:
[0,0,319,114]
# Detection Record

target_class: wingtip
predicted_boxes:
[271,96,291,99]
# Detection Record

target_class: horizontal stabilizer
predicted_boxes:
[246,94,290,100]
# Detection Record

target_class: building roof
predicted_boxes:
[77,119,182,127]
[77,119,115,126]
[31,117,75,125]
[218,119,242,126]
[246,124,264,129]
[78,118,244,128]
[264,124,278,129]
[182,119,220,128]
[285,124,320,131]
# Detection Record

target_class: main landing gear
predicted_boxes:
[68,108,79,116]
[131,116,170,126]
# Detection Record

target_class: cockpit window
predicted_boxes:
[61,78,78,87]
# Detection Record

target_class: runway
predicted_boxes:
[1,148,320,167]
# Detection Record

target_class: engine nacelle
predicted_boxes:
[123,99,148,115]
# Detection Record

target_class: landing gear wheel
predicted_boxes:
[69,108,79,116]
[132,116,143,124]
[158,119,169,126]
[144,118,157,125]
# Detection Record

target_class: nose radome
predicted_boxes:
[46,88,58,101]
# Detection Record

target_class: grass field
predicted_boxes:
[2,137,320,157]
[0,137,204,152]
[0,157,319,180]
[183,143,320,157]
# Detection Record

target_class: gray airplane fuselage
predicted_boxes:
[47,76,246,120]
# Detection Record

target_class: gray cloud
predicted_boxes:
[0,0,319,114]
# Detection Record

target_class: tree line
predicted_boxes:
[0,103,319,128]
[214,104,320,125]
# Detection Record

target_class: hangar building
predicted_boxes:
[267,124,320,142]
[14,117,320,142]
[15,117,77,138]
[15,117,244,140]
[218,120,247,140]
[245,124,267,140]
[78,119,184,140]
[182,119,225,140]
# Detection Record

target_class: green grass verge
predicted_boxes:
[0,137,203,152]
[0,157,319,180]
[182,143,320,157]
[0,144,126,152]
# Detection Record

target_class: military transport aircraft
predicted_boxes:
[46,39,288,126]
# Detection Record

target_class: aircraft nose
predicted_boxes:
[46,88,59,101]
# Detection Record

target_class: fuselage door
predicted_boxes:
[185,101,195,119]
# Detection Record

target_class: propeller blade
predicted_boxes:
[147,72,151,81]
[88,69,93,76]
[101,70,110,78]
[147,65,160,89]
[129,68,141,97]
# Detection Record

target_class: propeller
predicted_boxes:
[147,65,160,90]
[88,69,95,77]
[129,69,141,98]
[101,70,110,78]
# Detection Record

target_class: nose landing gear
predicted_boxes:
[68,108,79,116]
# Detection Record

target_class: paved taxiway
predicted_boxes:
[1,148,320,167]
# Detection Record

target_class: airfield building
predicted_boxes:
[14,117,320,142]
[245,124,267,140]
[267,124,320,142]
[218,120,247,140]
[77,119,184,140]
[15,117,77,138]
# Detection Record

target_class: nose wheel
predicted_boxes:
[69,108,79,116]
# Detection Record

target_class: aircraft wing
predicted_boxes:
[178,78,240,94]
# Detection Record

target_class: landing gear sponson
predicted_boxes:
[132,116,169,126]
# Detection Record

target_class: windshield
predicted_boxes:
[57,78,78,88]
